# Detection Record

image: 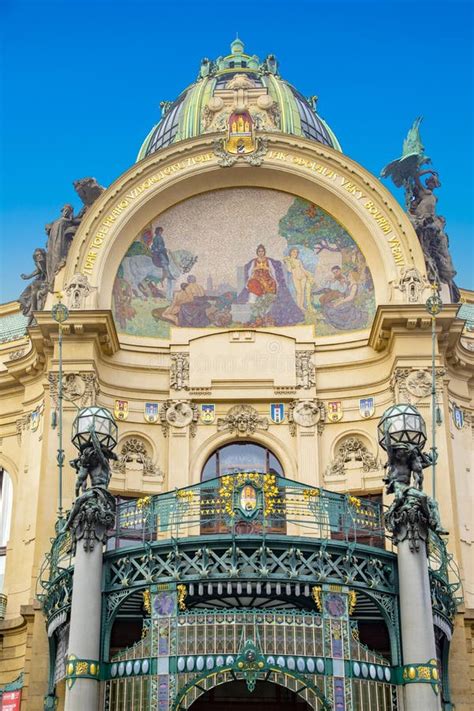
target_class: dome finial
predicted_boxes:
[231,35,244,55]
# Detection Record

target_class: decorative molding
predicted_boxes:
[189,387,212,398]
[159,400,199,437]
[112,437,164,481]
[64,272,96,309]
[15,403,44,441]
[394,266,430,303]
[170,353,190,391]
[48,372,99,408]
[8,347,27,361]
[325,436,380,478]
[288,399,325,436]
[295,351,316,390]
[274,386,297,396]
[217,404,268,436]
[390,367,446,404]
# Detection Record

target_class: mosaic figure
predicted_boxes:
[112,189,376,338]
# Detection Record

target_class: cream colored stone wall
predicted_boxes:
[0,135,472,709]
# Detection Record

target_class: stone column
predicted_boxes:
[397,535,441,710]
[386,490,442,711]
[64,542,103,710]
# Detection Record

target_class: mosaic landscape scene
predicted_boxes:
[112,188,376,338]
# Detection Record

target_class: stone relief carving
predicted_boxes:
[112,437,164,481]
[395,266,430,303]
[159,400,199,437]
[48,372,99,408]
[170,353,190,390]
[391,367,445,404]
[16,404,44,441]
[65,272,96,309]
[288,399,325,435]
[325,436,380,479]
[217,404,268,436]
[406,370,432,398]
[295,351,316,390]
[8,348,27,361]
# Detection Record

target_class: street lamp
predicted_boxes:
[377,403,427,451]
[72,406,118,452]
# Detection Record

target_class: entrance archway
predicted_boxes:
[190,680,312,710]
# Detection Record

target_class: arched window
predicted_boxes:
[200,443,286,536]
[201,442,284,481]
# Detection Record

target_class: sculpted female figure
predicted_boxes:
[19,248,48,323]
[45,204,80,290]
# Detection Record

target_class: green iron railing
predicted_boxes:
[107,474,387,551]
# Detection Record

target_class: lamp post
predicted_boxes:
[425,289,443,499]
[379,404,441,711]
[65,406,117,711]
[52,297,69,519]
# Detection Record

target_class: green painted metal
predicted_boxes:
[137,38,342,158]
[172,665,332,711]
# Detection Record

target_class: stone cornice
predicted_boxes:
[32,309,120,356]
[368,304,463,353]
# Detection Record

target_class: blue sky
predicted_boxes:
[0,0,472,302]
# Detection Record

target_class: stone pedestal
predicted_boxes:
[398,538,441,711]
[64,542,103,711]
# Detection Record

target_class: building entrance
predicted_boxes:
[190,680,312,710]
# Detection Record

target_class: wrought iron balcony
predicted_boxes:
[108,474,386,551]
[37,474,461,645]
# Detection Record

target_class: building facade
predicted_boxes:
[0,39,472,710]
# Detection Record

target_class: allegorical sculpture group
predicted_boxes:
[380,405,447,553]
[382,117,459,302]
[65,429,117,551]
[19,178,104,323]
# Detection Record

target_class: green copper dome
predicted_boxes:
[137,39,341,160]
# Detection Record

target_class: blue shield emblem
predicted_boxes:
[200,404,215,424]
[270,403,285,423]
[453,405,464,430]
[144,402,159,423]
[359,398,375,418]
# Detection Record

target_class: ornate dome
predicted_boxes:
[137,38,341,160]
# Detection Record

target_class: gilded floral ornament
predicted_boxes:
[311,585,322,611]
[142,589,151,614]
[177,584,187,611]
[215,472,281,519]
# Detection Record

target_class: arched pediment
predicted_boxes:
[59,133,428,346]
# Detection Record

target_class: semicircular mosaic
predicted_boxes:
[112,188,376,338]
